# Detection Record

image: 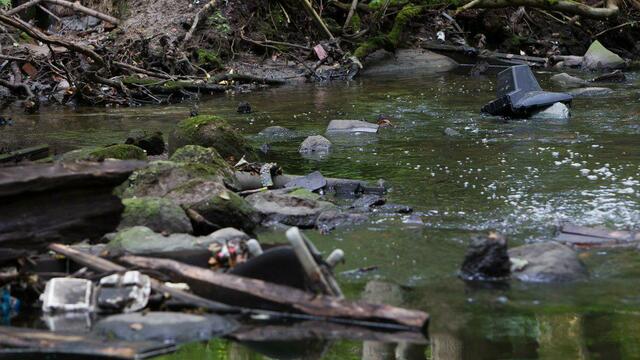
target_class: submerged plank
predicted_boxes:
[557,224,640,248]
[0,326,176,359]
[0,144,49,163]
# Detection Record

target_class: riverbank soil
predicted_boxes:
[0,0,638,111]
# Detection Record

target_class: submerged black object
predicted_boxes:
[481,65,572,118]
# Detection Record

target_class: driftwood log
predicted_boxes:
[120,255,429,331]
[556,223,640,248]
[0,161,145,251]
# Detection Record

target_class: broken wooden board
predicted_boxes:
[0,161,145,251]
[120,255,429,331]
[0,144,49,163]
[420,41,547,67]
[0,326,176,359]
[229,321,428,344]
[556,224,640,248]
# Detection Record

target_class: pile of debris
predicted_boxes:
[0,114,428,358]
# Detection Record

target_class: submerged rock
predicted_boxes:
[316,210,368,233]
[61,144,147,162]
[326,120,379,133]
[108,226,249,254]
[119,197,192,234]
[362,49,457,76]
[508,242,588,282]
[582,40,626,71]
[568,87,614,97]
[246,188,336,228]
[284,171,327,192]
[168,115,255,160]
[530,102,570,120]
[125,129,165,155]
[550,73,587,88]
[299,135,331,154]
[443,127,461,137]
[258,126,295,138]
[93,312,236,344]
[460,233,511,281]
[237,101,251,114]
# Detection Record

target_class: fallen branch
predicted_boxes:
[183,0,217,46]
[343,0,359,30]
[120,255,429,330]
[0,14,105,66]
[4,0,42,16]
[42,0,119,25]
[455,0,619,19]
[299,0,335,39]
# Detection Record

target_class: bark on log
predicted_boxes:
[120,255,429,330]
[0,161,145,249]
[456,0,619,19]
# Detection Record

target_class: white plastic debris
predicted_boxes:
[530,102,570,120]
[41,278,94,313]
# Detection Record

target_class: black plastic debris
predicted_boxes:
[481,65,572,118]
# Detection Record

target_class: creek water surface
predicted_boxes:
[3,68,640,359]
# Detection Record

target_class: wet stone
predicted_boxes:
[550,73,587,88]
[258,126,295,138]
[125,129,165,156]
[316,210,368,233]
[237,101,251,114]
[460,233,511,281]
[245,188,336,228]
[582,40,626,71]
[284,171,327,192]
[93,312,236,344]
[299,135,331,154]
[443,127,461,137]
[568,87,614,97]
[351,194,386,209]
[508,242,588,283]
[119,197,193,234]
[326,120,379,133]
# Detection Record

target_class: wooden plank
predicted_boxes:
[557,224,640,248]
[0,145,49,163]
[120,255,429,331]
[0,326,176,359]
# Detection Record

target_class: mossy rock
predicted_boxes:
[168,115,256,161]
[61,144,147,162]
[119,160,226,198]
[166,178,259,233]
[119,160,257,232]
[119,197,192,234]
[170,145,231,172]
[125,129,165,156]
[246,188,336,228]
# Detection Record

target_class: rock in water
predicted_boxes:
[168,115,255,160]
[530,102,570,120]
[93,312,236,343]
[508,242,588,282]
[284,171,327,192]
[299,135,331,154]
[326,120,379,133]
[61,144,148,162]
[582,40,626,71]
[125,129,165,155]
[258,126,295,139]
[443,127,461,137]
[550,73,587,88]
[119,197,193,234]
[568,87,614,98]
[460,233,511,281]
[246,188,335,228]
[237,101,251,114]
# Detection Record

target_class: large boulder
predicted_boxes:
[582,40,625,71]
[508,242,588,282]
[119,160,257,232]
[93,312,236,344]
[246,188,336,227]
[107,226,250,254]
[168,115,255,160]
[61,144,147,162]
[119,197,192,234]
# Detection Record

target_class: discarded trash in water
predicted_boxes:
[41,278,94,313]
[1,286,20,323]
[97,271,151,313]
[481,65,572,118]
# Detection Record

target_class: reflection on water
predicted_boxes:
[3,70,640,359]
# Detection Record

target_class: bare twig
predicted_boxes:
[343,0,359,30]
[42,0,119,25]
[456,0,619,19]
[594,20,638,37]
[300,0,335,39]
[183,0,217,46]
[5,0,42,16]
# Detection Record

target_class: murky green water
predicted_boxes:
[3,69,640,359]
